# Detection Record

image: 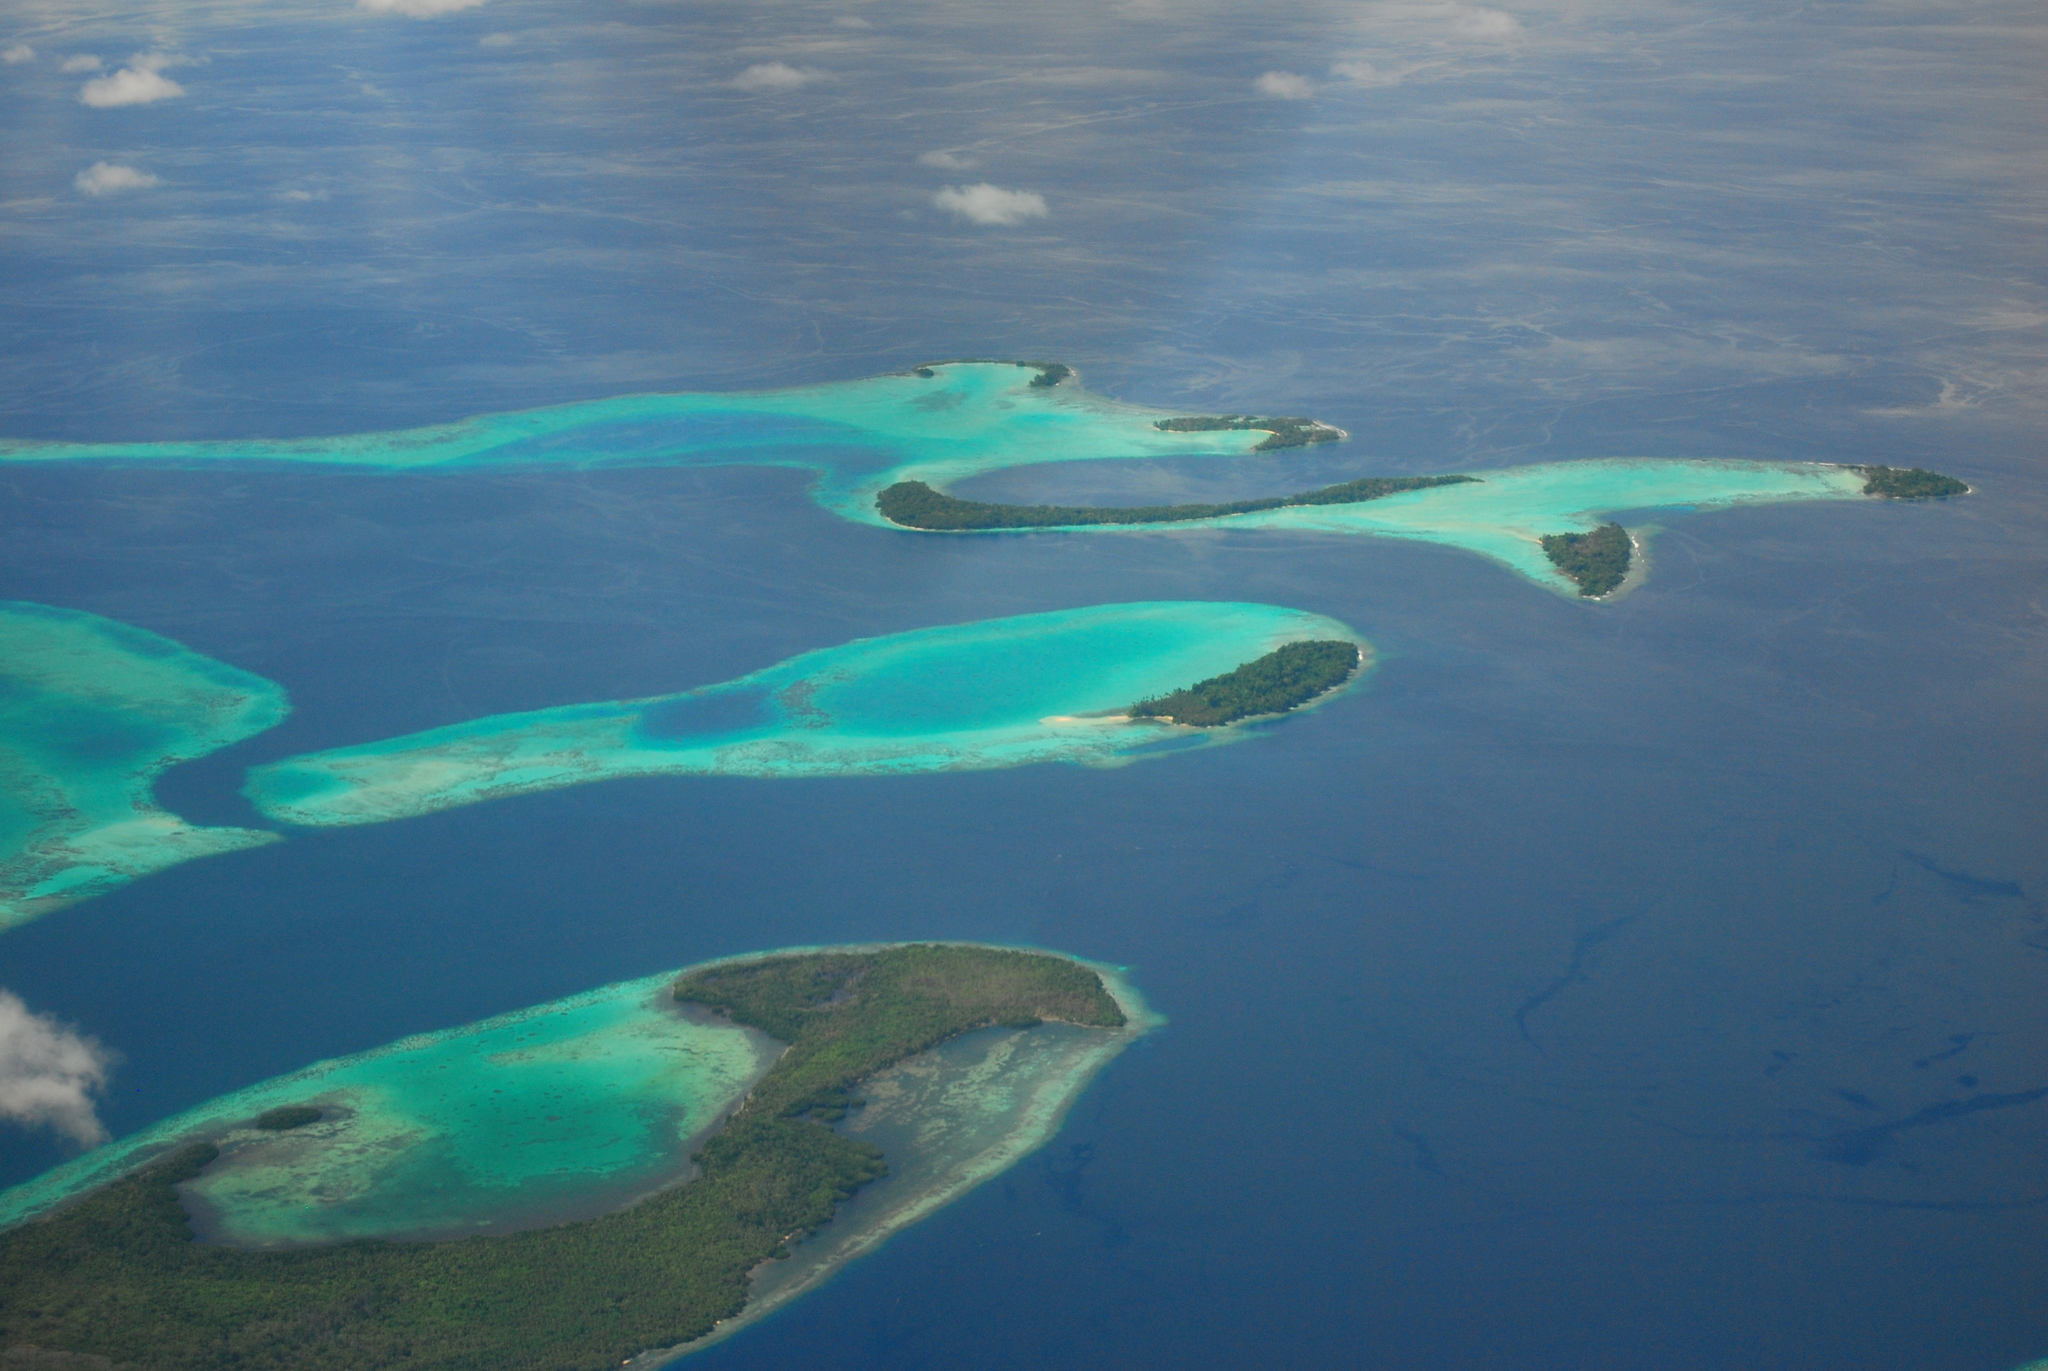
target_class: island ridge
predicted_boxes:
[0,945,1139,1371]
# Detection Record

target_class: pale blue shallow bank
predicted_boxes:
[1023,458,1870,589]
[0,362,1264,525]
[0,361,1879,593]
[0,602,290,931]
[0,944,1155,1262]
[245,601,1360,828]
[0,599,1353,929]
[0,971,767,1243]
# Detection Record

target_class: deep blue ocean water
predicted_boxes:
[2,447,2043,1370]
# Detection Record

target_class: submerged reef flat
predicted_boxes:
[888,457,1886,595]
[244,601,1361,828]
[0,364,1959,596]
[0,973,777,1244]
[0,944,1150,1371]
[0,362,1294,527]
[0,603,288,931]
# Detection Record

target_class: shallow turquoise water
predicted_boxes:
[0,363,1264,526]
[1208,457,1868,587]
[0,946,1150,1276]
[932,458,1870,591]
[0,972,774,1245]
[0,602,289,931]
[0,364,1881,594]
[244,601,1360,828]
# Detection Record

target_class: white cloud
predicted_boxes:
[60,54,103,73]
[76,161,160,194]
[276,187,328,201]
[1331,59,1401,86]
[79,55,185,107]
[932,182,1048,227]
[0,990,114,1147]
[5,44,37,64]
[477,31,515,46]
[732,61,818,92]
[1453,6,1520,37]
[833,14,871,27]
[358,0,489,15]
[1256,70,1315,99]
[918,149,977,171]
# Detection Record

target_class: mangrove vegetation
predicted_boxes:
[1129,639,1360,727]
[0,945,1124,1371]
[877,473,1477,532]
[1857,465,1969,499]
[1540,523,1632,597]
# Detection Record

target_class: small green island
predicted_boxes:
[1129,639,1361,726]
[1152,414,1344,450]
[877,472,1477,531]
[0,945,1126,1371]
[1540,522,1632,598]
[1856,464,1970,499]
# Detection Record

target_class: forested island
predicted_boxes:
[1153,415,1344,450]
[908,360,1069,386]
[1856,465,1970,499]
[0,945,1125,1371]
[1540,523,1632,597]
[1130,639,1361,726]
[878,472,1476,531]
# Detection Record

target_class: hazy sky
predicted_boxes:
[0,0,2040,468]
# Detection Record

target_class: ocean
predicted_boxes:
[2,438,2042,1369]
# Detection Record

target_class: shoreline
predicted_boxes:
[629,945,1159,1367]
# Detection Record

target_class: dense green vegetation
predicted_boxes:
[1540,523,1632,597]
[251,1106,323,1132]
[1857,465,1969,499]
[0,946,1123,1371]
[1153,415,1341,450]
[1026,362,1072,388]
[877,473,1476,531]
[1129,639,1360,727]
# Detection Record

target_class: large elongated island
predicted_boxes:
[0,944,1152,1371]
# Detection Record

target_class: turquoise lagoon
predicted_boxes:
[0,599,1355,930]
[0,362,1877,592]
[0,943,1155,1325]
[245,601,1360,829]
[0,971,777,1245]
[0,603,289,931]
[0,363,1266,527]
